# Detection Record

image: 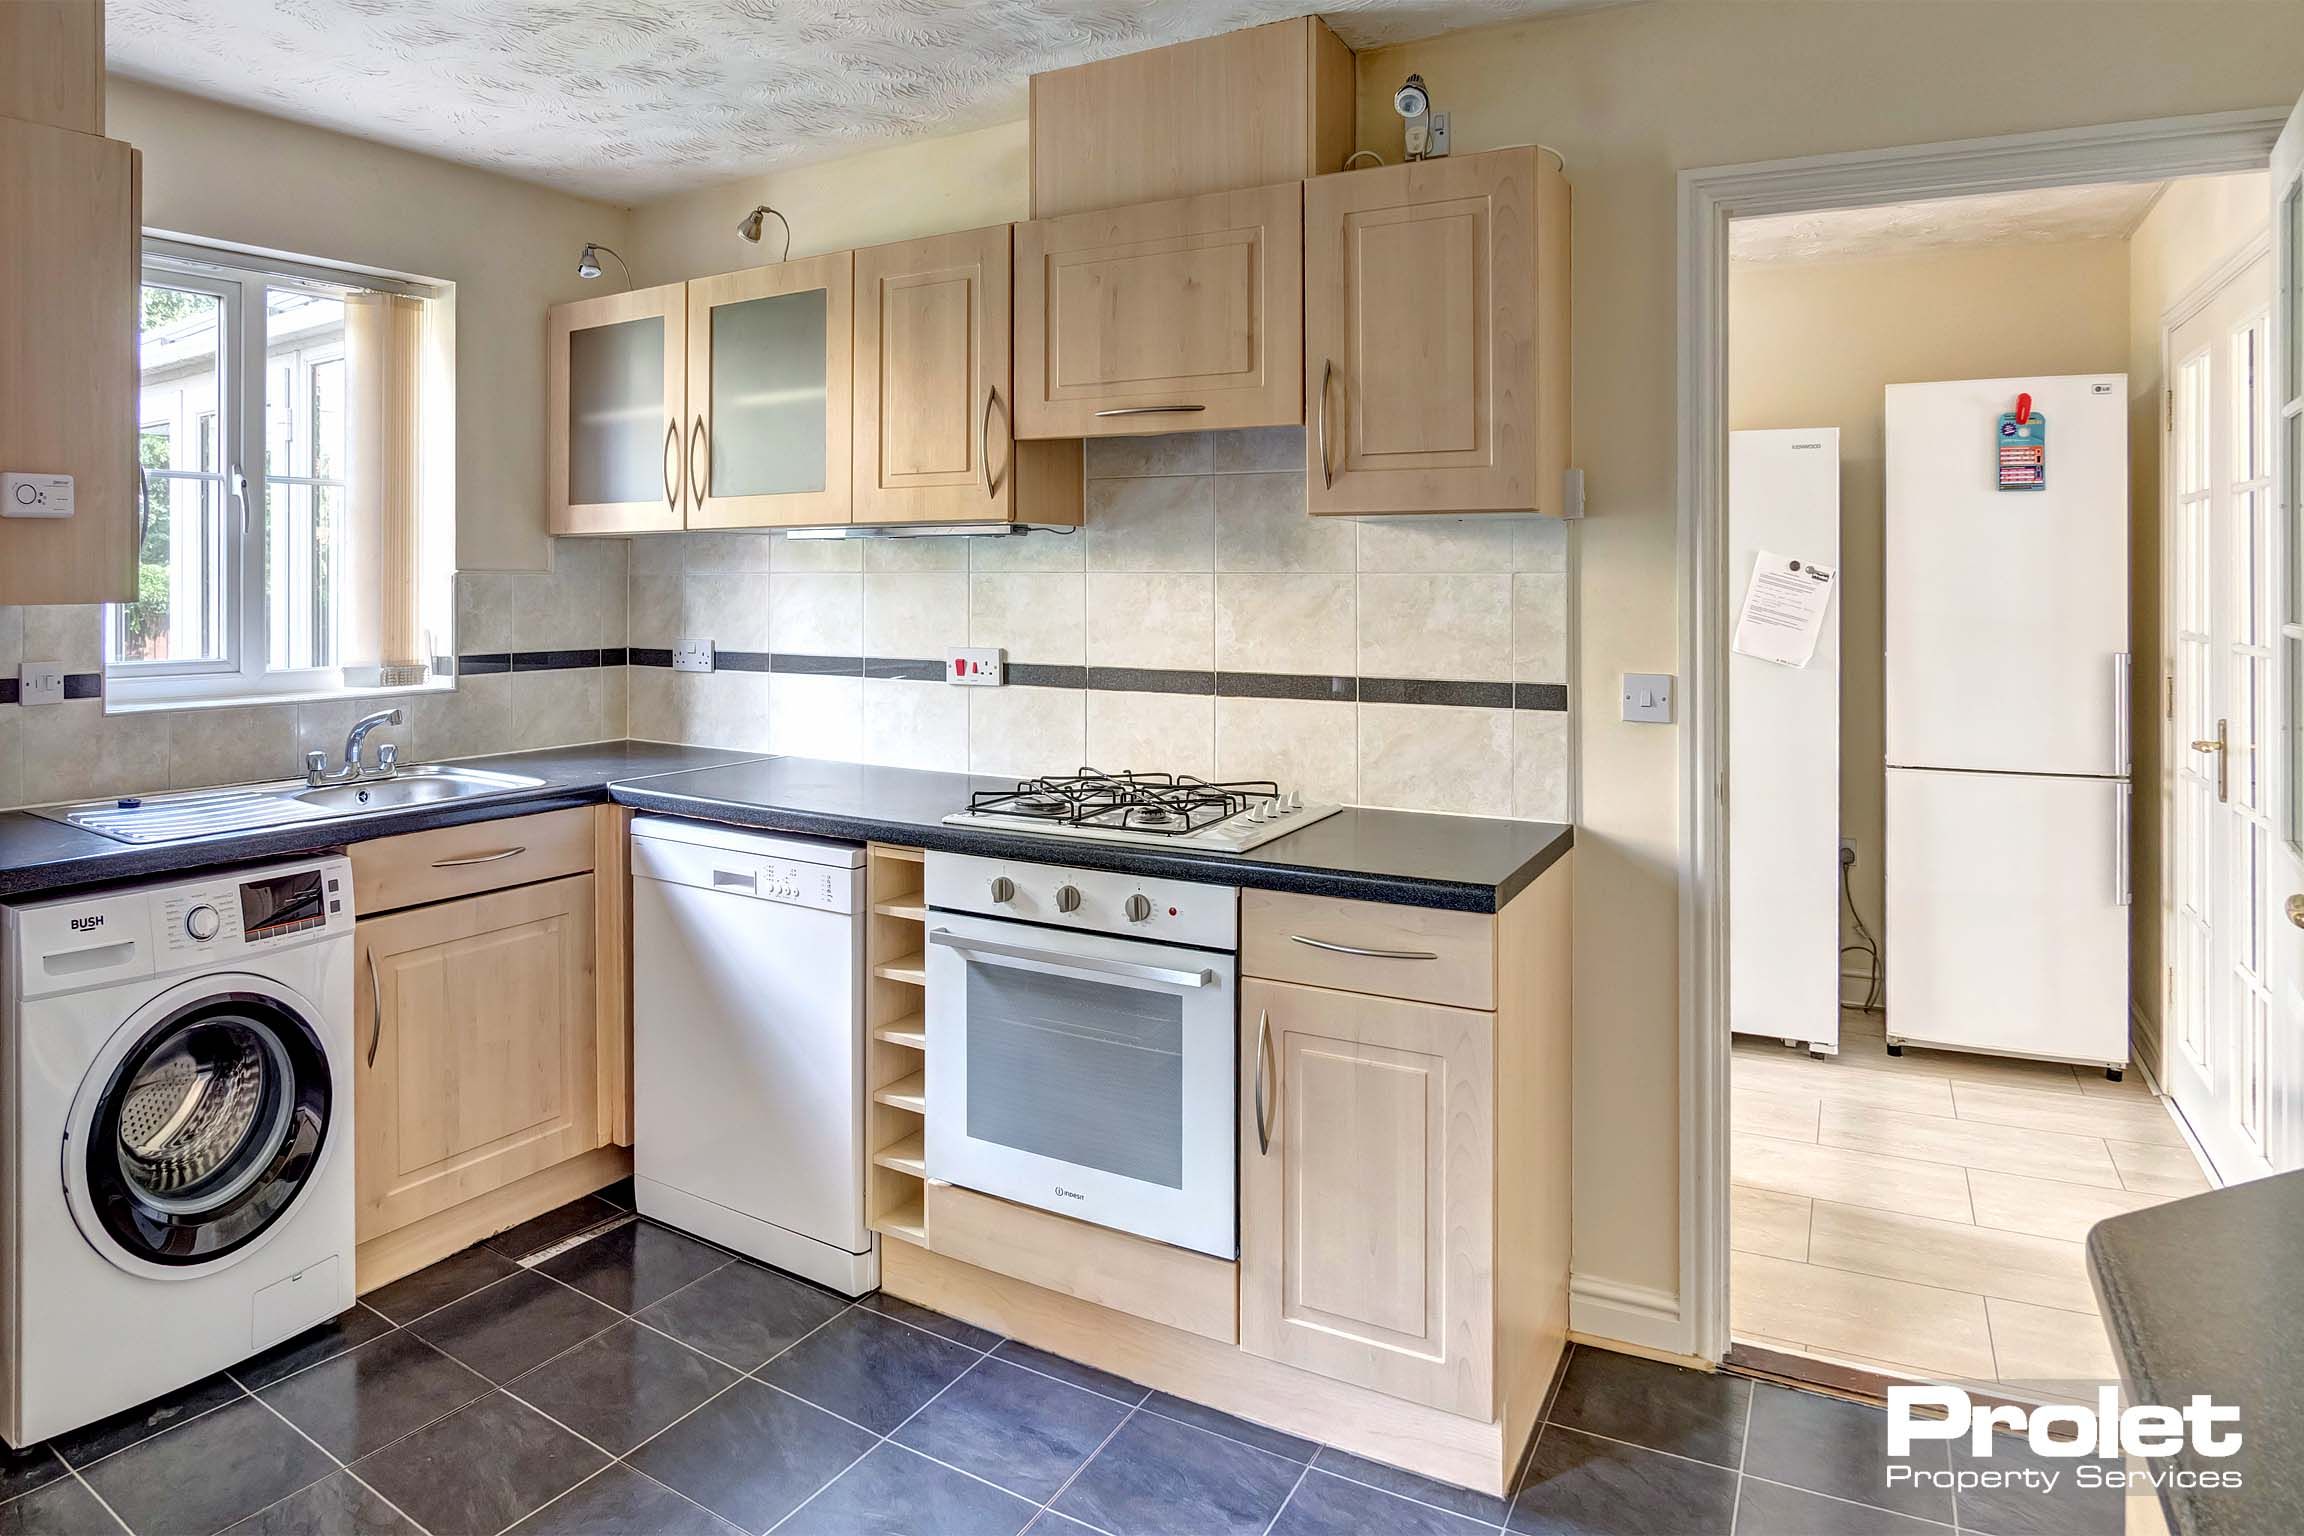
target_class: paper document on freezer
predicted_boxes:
[1733,551,1836,667]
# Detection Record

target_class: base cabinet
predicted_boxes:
[1239,977,1495,1418]
[354,873,601,1242]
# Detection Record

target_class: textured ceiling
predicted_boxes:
[107,0,1591,202]
[1731,182,2169,266]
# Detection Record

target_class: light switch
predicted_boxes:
[946,647,1004,687]
[672,638,714,673]
[18,662,65,706]
[1621,673,1674,724]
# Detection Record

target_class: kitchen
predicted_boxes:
[3,4,2303,1535]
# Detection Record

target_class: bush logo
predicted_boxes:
[68,914,104,933]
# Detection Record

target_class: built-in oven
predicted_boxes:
[923,850,1237,1258]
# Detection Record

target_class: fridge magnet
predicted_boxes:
[1996,393,2046,491]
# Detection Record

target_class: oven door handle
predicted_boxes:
[928,928,1215,989]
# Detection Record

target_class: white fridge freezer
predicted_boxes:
[1883,374,2130,1071]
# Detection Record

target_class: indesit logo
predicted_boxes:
[1887,1386,2244,1496]
[67,914,104,933]
[1053,1186,1086,1201]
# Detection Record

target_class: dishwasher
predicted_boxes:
[629,816,875,1294]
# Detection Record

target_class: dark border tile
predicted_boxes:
[770,653,863,675]
[61,674,102,701]
[1087,667,1217,697]
[598,647,630,667]
[628,647,674,669]
[1007,663,1088,690]
[1216,670,1357,702]
[513,649,602,672]
[715,650,775,672]
[1359,676,1515,709]
[455,653,513,675]
[1515,682,1570,711]
[864,657,946,681]
[0,680,17,706]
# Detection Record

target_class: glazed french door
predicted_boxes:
[2260,94,2304,1179]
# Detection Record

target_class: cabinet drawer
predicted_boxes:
[351,808,596,916]
[1241,889,1494,1010]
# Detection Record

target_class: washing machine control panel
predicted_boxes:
[157,860,352,960]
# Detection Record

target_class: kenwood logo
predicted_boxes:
[68,914,104,933]
[1053,1186,1086,1201]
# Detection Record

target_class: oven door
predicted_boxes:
[925,911,1236,1258]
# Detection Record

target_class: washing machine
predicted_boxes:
[0,857,357,1447]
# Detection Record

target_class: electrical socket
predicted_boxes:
[1839,836,1858,867]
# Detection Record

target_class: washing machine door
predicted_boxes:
[65,974,334,1277]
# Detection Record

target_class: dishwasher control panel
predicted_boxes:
[630,817,862,915]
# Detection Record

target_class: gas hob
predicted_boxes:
[941,770,1339,854]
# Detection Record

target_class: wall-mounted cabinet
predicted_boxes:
[548,283,687,536]
[686,251,854,529]
[853,227,1081,527]
[1014,182,1304,439]
[1305,147,1572,517]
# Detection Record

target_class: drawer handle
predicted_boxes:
[430,846,527,869]
[365,947,383,1068]
[1253,1009,1273,1156]
[1288,934,1439,961]
[1316,358,1334,491]
[1092,405,1207,417]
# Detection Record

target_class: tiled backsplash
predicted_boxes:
[0,540,630,811]
[625,429,1575,820]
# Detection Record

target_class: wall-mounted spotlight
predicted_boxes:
[737,204,793,262]
[1393,72,1450,160]
[576,242,631,287]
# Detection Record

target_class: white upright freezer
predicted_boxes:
[1883,374,2130,1072]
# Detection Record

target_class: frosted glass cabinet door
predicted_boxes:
[548,283,687,535]
[686,252,854,529]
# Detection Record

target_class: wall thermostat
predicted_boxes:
[2,473,74,519]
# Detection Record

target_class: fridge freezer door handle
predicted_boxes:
[2113,653,2131,777]
[2115,782,2132,907]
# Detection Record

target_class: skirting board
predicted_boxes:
[355,1145,632,1293]
[1568,1274,1690,1358]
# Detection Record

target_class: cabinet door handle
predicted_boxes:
[1253,1008,1273,1156]
[1316,358,1334,491]
[1092,405,1207,417]
[1288,934,1439,961]
[662,419,683,515]
[687,414,707,505]
[982,385,1007,500]
[365,947,383,1068]
[430,846,526,869]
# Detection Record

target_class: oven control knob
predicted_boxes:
[1055,885,1084,913]
[987,876,1016,904]
[184,904,221,942]
[1123,894,1154,923]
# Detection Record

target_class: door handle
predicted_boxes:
[662,419,683,515]
[927,928,1214,989]
[365,947,383,1068]
[430,846,526,869]
[687,415,707,505]
[2114,783,2132,908]
[2286,894,2304,931]
[1316,358,1334,491]
[1092,405,1207,418]
[1253,1008,1273,1156]
[981,385,1007,500]
[1288,934,1439,961]
[2112,653,2131,776]
[2191,719,2229,803]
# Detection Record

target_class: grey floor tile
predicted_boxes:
[1508,1427,1739,1535]
[860,1294,1000,1352]
[539,1222,730,1313]
[258,1331,492,1463]
[894,1358,1131,1502]
[0,1444,68,1504]
[0,1474,126,1535]
[779,1443,1037,1536]
[508,1321,739,1455]
[1270,1470,1494,1536]
[595,1178,638,1211]
[1948,1434,2125,1536]
[1736,1477,1952,1534]
[988,1342,1147,1405]
[484,1198,627,1261]
[81,1397,334,1536]
[223,1470,421,1535]
[626,1379,875,1534]
[633,1262,848,1372]
[351,1392,607,1536]
[1053,1410,1303,1536]
[1310,1447,1512,1525]
[361,1246,522,1326]
[49,1373,245,1468]
[1743,1384,1951,1525]
[758,1308,979,1434]
[1139,1392,1313,1463]
[506,1464,743,1535]
[230,1307,398,1393]
[408,1269,622,1383]
[1545,1349,1751,1469]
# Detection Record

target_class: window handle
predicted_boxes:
[229,462,249,536]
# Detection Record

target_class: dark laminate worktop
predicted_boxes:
[608,755,1572,912]
[2088,1171,2303,1536]
[0,742,762,899]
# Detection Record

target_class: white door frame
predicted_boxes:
[1674,108,2288,1365]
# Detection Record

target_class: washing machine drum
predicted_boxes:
[79,991,331,1268]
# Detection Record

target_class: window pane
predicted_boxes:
[264,290,346,671]
[119,282,229,667]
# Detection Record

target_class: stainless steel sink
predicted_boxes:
[31,764,548,844]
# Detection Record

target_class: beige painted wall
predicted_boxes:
[1730,240,2132,999]
[1355,1,2304,1308]
[106,79,630,573]
[2126,171,2273,1082]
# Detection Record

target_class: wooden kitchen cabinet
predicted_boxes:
[686,251,853,528]
[0,116,140,605]
[1239,976,1496,1417]
[852,227,1082,527]
[548,282,688,535]
[1014,181,1303,439]
[1304,147,1572,516]
[353,873,601,1243]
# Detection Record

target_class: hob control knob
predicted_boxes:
[184,904,221,942]
[988,876,1016,903]
[1123,894,1154,923]
[1055,885,1084,913]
